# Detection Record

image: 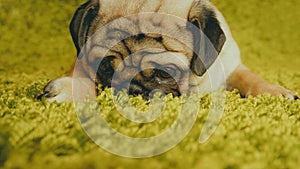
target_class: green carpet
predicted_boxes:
[1,0,300,168]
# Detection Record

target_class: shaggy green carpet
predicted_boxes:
[0,0,299,168]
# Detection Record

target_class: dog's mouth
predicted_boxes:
[109,69,181,99]
[127,78,181,99]
[97,64,182,99]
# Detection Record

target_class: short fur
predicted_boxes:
[38,0,298,102]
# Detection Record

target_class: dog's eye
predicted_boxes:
[155,67,176,79]
[97,56,116,86]
[99,56,115,72]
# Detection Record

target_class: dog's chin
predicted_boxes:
[127,82,181,99]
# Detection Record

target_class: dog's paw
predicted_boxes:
[37,77,96,103]
[259,84,298,101]
[37,77,73,102]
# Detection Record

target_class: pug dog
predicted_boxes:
[38,0,298,102]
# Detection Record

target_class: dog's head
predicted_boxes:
[70,0,226,98]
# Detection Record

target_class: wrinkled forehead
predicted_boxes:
[85,13,195,62]
[114,49,191,72]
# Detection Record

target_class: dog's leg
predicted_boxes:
[37,77,96,102]
[226,64,298,100]
[37,63,96,103]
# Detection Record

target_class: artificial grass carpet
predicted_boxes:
[1,0,300,168]
[1,87,300,169]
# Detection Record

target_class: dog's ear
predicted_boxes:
[70,0,99,56]
[188,2,226,76]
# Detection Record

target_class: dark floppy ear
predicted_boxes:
[70,0,99,57]
[188,3,226,76]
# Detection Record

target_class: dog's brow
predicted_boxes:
[139,50,168,56]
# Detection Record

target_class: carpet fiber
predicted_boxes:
[0,0,300,168]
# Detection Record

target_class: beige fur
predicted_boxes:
[38,0,297,102]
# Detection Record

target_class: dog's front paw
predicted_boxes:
[268,84,299,101]
[37,77,73,102]
[37,77,96,103]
